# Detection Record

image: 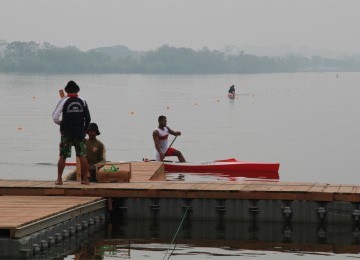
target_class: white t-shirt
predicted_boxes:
[154,127,169,161]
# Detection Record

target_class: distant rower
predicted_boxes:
[228,84,235,99]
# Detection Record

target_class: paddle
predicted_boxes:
[162,135,178,161]
[59,89,65,98]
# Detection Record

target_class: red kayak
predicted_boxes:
[66,158,280,180]
[164,158,279,179]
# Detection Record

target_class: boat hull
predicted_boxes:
[164,158,279,179]
[228,93,235,99]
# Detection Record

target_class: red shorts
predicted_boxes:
[165,147,176,156]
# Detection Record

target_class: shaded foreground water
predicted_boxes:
[4,218,356,259]
[59,218,360,259]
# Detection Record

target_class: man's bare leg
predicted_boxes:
[175,151,186,162]
[80,156,90,184]
[56,156,66,185]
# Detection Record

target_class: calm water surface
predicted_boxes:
[1,72,359,259]
[1,72,359,184]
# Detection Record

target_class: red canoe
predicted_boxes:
[66,158,280,180]
[164,158,280,179]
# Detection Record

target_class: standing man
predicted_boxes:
[52,80,91,185]
[86,122,106,182]
[153,115,186,162]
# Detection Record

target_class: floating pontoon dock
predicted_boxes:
[0,161,360,256]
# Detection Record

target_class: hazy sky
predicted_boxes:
[1,0,360,53]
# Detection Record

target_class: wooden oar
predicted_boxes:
[59,89,65,98]
[162,136,177,161]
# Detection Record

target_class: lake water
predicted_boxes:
[1,72,359,259]
[1,72,359,184]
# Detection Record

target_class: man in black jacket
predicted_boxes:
[52,80,91,185]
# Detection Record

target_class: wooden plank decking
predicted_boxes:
[0,160,357,202]
[1,160,360,239]
[0,196,105,238]
[130,161,165,181]
[0,180,360,202]
[64,161,165,182]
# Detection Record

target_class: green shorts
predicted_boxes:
[59,136,86,158]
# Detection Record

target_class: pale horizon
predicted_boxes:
[1,0,360,56]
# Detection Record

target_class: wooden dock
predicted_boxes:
[64,161,165,182]
[1,161,360,256]
[0,161,358,201]
[0,161,360,238]
[0,196,106,238]
[0,161,163,239]
[0,180,359,202]
[128,161,165,181]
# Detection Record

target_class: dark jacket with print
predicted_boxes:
[52,95,91,139]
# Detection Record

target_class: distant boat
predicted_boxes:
[228,85,236,98]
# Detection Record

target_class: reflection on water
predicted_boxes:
[65,219,360,259]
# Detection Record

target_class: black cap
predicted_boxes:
[87,123,100,135]
[64,80,80,93]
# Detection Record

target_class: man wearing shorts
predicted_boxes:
[52,80,91,185]
[153,115,186,162]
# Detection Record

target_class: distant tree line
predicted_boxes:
[0,41,359,74]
